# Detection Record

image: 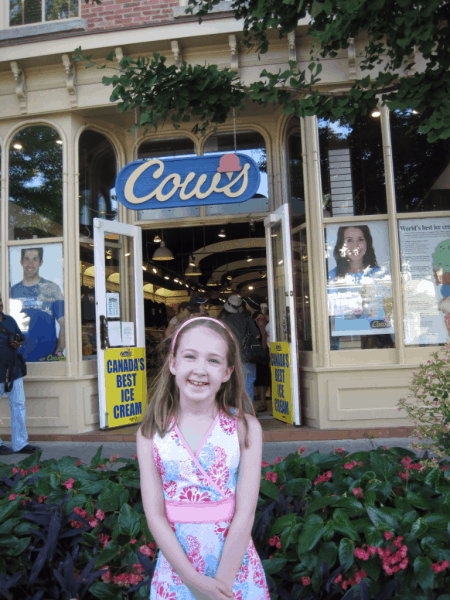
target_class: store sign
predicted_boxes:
[115,153,261,210]
[270,342,293,425]
[104,347,146,427]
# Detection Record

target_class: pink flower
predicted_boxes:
[12,467,18,474]
[75,459,82,467]
[130,539,137,545]
[442,466,450,472]
[334,447,345,453]
[334,574,343,583]
[21,469,28,477]
[89,519,98,528]
[261,461,270,467]
[344,460,357,470]
[139,545,152,556]
[63,477,75,490]
[299,446,306,454]
[384,531,393,540]
[393,536,403,548]
[95,509,105,521]
[358,461,364,466]
[301,576,311,586]
[274,457,282,465]
[382,446,389,450]
[30,465,39,473]
[131,454,137,460]
[9,494,17,501]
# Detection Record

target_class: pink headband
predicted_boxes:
[170,317,236,356]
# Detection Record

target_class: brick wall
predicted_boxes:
[81,0,179,31]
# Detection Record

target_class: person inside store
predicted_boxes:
[219,295,261,411]
[0,293,41,455]
[252,303,271,413]
[10,247,65,362]
[187,296,209,316]
[328,225,380,283]
[165,301,190,338]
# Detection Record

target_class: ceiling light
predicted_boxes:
[142,265,147,270]
[278,259,283,265]
[13,143,22,150]
[152,241,174,260]
[152,268,157,274]
[185,264,202,276]
[371,109,381,118]
[218,229,226,238]
[207,277,220,286]
[185,283,189,287]
[56,140,63,145]
[189,255,195,267]
[153,234,161,243]
[271,233,278,238]
[164,275,170,280]
[249,285,254,290]
[246,255,253,262]
[227,274,232,280]
[125,252,131,257]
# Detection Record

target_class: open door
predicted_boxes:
[265,203,301,426]
[93,218,146,429]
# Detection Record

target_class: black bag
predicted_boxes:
[0,321,27,381]
[242,320,267,364]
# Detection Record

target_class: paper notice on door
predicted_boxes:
[106,293,120,319]
[122,322,135,347]
[108,322,123,347]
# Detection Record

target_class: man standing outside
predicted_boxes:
[10,247,65,362]
[0,293,41,455]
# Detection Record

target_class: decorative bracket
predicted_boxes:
[229,34,239,72]
[288,31,296,63]
[348,38,356,81]
[171,41,182,68]
[115,47,124,65]
[10,61,27,114]
[62,54,78,107]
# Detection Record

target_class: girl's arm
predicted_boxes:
[136,428,204,592]
[215,415,263,585]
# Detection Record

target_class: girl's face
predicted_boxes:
[341,227,367,262]
[169,326,234,408]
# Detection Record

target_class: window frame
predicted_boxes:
[6,0,81,29]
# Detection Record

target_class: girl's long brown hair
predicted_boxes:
[139,316,256,449]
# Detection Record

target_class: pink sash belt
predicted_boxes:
[165,496,235,523]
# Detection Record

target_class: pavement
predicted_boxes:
[0,437,426,470]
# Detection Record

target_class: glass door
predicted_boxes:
[94,218,146,429]
[265,203,301,426]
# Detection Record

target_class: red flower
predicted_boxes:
[384,531,393,540]
[301,576,311,586]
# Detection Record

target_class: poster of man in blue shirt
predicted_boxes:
[10,246,65,362]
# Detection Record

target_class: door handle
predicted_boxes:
[286,306,291,344]
[100,315,108,350]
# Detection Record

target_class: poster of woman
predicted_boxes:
[326,221,394,337]
[8,244,65,362]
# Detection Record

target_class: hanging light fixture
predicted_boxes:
[227,273,232,280]
[153,233,161,243]
[189,255,195,267]
[207,277,219,286]
[218,228,226,238]
[152,240,174,261]
[185,264,202,276]
[246,254,253,262]
[371,109,381,118]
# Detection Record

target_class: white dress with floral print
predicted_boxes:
[150,406,270,600]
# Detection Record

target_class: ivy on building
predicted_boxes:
[73,0,450,143]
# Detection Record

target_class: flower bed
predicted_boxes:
[1,444,450,599]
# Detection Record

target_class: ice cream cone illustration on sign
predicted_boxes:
[218,153,242,181]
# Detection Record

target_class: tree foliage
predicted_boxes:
[74,0,450,142]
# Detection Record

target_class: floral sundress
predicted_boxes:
[150,406,270,599]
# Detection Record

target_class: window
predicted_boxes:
[319,114,386,217]
[9,125,63,240]
[203,131,269,215]
[9,0,79,26]
[137,136,198,221]
[391,108,450,213]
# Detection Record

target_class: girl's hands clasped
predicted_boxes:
[192,575,234,600]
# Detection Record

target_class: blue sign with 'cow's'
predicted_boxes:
[115,153,261,210]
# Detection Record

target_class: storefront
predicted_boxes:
[1,13,449,434]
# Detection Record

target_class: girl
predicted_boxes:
[137,316,270,600]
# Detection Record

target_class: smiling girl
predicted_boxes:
[137,316,270,600]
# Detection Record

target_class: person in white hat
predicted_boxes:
[219,295,261,411]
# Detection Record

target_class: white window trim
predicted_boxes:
[4,0,81,29]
